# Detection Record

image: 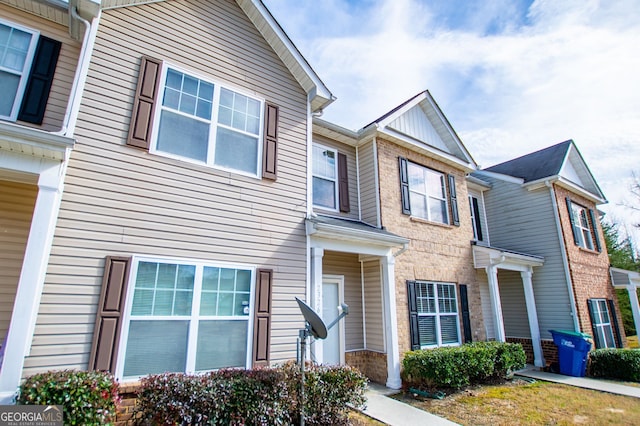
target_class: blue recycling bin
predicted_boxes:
[550,330,592,377]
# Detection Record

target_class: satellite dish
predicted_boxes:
[295,297,328,339]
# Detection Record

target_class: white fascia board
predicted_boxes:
[0,121,75,160]
[472,245,544,270]
[524,176,607,205]
[474,169,525,185]
[466,175,492,191]
[306,220,409,249]
[313,118,359,147]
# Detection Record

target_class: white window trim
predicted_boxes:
[0,18,39,121]
[417,281,461,348]
[408,162,449,224]
[592,298,615,349]
[571,203,594,250]
[312,143,339,211]
[149,62,265,178]
[116,255,256,381]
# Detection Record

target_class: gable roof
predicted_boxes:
[361,90,477,171]
[484,140,606,203]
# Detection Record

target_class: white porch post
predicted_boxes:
[521,269,545,367]
[486,265,506,342]
[382,253,401,389]
[627,286,640,339]
[0,164,64,404]
[311,247,324,364]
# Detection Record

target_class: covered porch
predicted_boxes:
[610,267,640,340]
[473,244,546,367]
[306,215,408,389]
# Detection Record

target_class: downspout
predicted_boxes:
[547,180,580,331]
[393,242,408,258]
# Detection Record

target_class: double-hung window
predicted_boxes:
[152,66,263,176]
[569,201,595,250]
[312,144,338,210]
[0,20,38,120]
[119,258,254,379]
[588,299,616,349]
[408,162,449,224]
[415,281,460,347]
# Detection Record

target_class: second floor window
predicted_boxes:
[567,199,598,251]
[152,67,263,176]
[0,21,38,120]
[408,162,449,224]
[312,145,338,210]
[469,195,484,242]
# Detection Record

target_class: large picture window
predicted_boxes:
[408,162,449,224]
[312,144,338,209]
[0,20,38,120]
[152,66,263,176]
[414,281,460,347]
[119,258,254,379]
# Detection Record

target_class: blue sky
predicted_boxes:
[264,0,640,245]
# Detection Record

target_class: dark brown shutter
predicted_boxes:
[459,284,472,343]
[566,197,580,245]
[127,56,162,149]
[89,256,132,372]
[471,197,483,241]
[262,103,279,180]
[253,268,273,366]
[607,299,622,348]
[407,280,421,350]
[448,174,460,226]
[399,157,411,215]
[587,299,603,349]
[18,36,61,124]
[338,152,350,212]
[589,209,602,252]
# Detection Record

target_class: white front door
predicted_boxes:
[322,277,345,365]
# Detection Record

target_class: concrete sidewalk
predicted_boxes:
[361,383,458,426]
[516,365,640,398]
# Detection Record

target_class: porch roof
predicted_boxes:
[0,121,75,161]
[610,267,640,288]
[472,243,544,271]
[306,215,409,250]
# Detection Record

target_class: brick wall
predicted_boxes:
[554,185,626,346]
[375,138,486,355]
[115,383,139,425]
[507,337,558,365]
[346,350,388,384]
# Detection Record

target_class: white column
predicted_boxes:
[486,265,506,342]
[627,286,640,339]
[521,269,544,367]
[0,164,64,404]
[382,254,401,389]
[310,247,324,364]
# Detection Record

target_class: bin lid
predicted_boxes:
[549,329,592,339]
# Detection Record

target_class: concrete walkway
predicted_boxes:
[362,383,458,425]
[516,365,640,398]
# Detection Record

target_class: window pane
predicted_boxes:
[234,294,250,316]
[131,289,153,315]
[409,192,427,219]
[157,263,177,289]
[426,171,445,199]
[219,268,236,291]
[313,146,336,179]
[163,87,180,110]
[123,320,189,376]
[408,164,425,192]
[195,320,248,370]
[214,127,258,174]
[182,74,198,96]
[418,316,436,346]
[313,176,336,209]
[440,315,459,344]
[0,71,19,116]
[174,290,193,315]
[236,270,251,292]
[429,198,447,224]
[177,265,196,289]
[218,293,234,316]
[153,289,173,315]
[180,93,197,115]
[157,110,209,162]
[200,291,218,315]
[165,69,182,90]
[203,267,219,291]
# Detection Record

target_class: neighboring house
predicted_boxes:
[0,0,100,404]
[0,0,333,403]
[473,140,625,366]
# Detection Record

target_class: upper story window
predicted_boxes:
[151,66,264,176]
[469,194,484,242]
[566,198,601,252]
[312,144,338,210]
[0,21,38,120]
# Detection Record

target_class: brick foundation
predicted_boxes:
[346,350,388,385]
[115,383,140,426]
[506,337,558,366]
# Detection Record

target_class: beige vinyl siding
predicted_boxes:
[358,140,379,226]
[478,275,495,340]
[363,259,384,352]
[0,181,36,348]
[322,251,364,351]
[312,134,359,219]
[25,0,309,376]
[0,2,80,132]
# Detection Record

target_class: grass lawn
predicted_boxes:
[391,379,640,426]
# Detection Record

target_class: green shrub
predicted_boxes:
[17,370,119,425]
[402,342,526,389]
[589,348,640,382]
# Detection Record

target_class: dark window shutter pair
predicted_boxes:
[338,153,350,212]
[127,56,279,179]
[566,197,601,251]
[89,257,274,371]
[459,284,472,343]
[406,281,421,350]
[17,35,61,124]
[566,197,580,246]
[448,174,460,226]
[399,157,411,215]
[471,197,483,241]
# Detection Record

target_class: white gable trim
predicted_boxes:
[474,169,525,185]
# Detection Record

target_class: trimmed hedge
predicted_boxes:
[589,348,640,382]
[17,370,120,425]
[134,362,367,425]
[402,342,526,389]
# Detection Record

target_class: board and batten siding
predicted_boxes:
[358,140,379,227]
[0,181,37,348]
[0,2,80,132]
[481,176,574,338]
[322,251,364,351]
[25,0,310,376]
[363,259,384,352]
